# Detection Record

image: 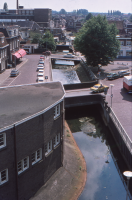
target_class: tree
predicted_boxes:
[113,10,121,16]
[77,9,88,15]
[86,13,93,21]
[74,15,120,67]
[3,2,8,11]
[59,9,67,15]
[31,33,41,44]
[129,15,132,22]
[40,31,56,51]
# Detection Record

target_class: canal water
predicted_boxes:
[66,105,132,200]
[52,62,90,84]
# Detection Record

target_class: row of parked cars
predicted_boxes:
[107,70,130,80]
[37,55,45,82]
[90,70,130,93]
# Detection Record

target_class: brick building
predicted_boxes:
[0,82,65,200]
[0,8,52,28]
[0,32,9,73]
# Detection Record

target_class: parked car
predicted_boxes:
[37,66,44,71]
[90,83,109,93]
[39,69,44,73]
[7,64,12,69]
[37,72,44,77]
[39,59,44,62]
[40,55,45,58]
[107,73,119,80]
[10,69,19,77]
[40,57,44,60]
[37,77,44,82]
[39,61,44,65]
[63,53,75,58]
[118,70,130,77]
[42,51,51,56]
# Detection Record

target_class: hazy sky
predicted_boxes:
[0,0,131,13]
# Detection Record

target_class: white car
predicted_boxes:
[37,72,44,77]
[63,53,75,58]
[39,69,44,73]
[37,77,44,82]
[37,66,44,71]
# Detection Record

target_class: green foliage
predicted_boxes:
[31,33,41,44]
[77,9,88,15]
[113,10,122,16]
[86,13,93,21]
[59,9,67,15]
[74,15,120,67]
[31,31,56,51]
[129,15,132,22]
[40,31,56,51]
[3,2,8,11]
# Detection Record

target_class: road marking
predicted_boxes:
[8,73,21,86]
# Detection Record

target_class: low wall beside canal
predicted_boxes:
[65,94,132,170]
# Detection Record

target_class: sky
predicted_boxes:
[0,0,131,13]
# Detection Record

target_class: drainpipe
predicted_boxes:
[14,124,19,200]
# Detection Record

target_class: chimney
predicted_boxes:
[16,0,19,14]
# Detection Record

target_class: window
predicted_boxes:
[0,133,6,149]
[120,41,124,46]
[5,49,6,56]
[10,42,12,50]
[53,133,60,147]
[17,157,29,174]
[45,140,52,155]
[1,37,4,43]
[127,41,131,46]
[54,104,60,119]
[0,169,8,185]
[31,148,42,165]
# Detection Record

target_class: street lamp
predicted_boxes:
[123,171,132,200]
[110,84,114,107]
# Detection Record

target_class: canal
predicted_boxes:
[66,105,132,200]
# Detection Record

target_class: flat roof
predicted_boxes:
[0,82,65,130]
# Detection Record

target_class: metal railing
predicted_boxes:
[109,107,132,154]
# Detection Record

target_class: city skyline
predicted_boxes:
[0,0,131,14]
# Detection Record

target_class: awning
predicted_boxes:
[18,49,26,57]
[12,52,21,59]
[12,49,26,59]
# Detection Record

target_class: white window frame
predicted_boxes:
[54,104,60,119]
[0,132,6,149]
[0,169,8,185]
[17,156,29,175]
[53,133,60,147]
[45,140,52,156]
[31,148,42,165]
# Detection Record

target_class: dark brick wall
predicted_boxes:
[0,128,17,200]
[15,115,45,200]
[0,101,64,200]
[34,9,51,23]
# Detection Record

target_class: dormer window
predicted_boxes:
[1,37,4,43]
[9,31,12,36]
